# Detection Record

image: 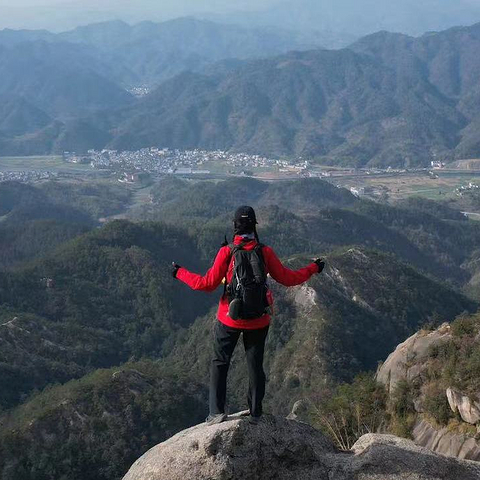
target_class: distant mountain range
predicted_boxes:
[2,0,480,37]
[0,17,329,156]
[4,20,480,166]
[208,0,480,37]
[0,18,330,89]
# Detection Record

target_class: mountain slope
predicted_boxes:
[59,18,327,87]
[0,41,133,118]
[376,314,480,460]
[53,21,478,166]
[0,18,329,89]
[0,95,52,136]
[0,362,207,480]
[6,21,480,164]
[91,46,462,166]
[133,177,480,286]
[1,247,475,480]
[167,248,477,415]
[350,24,480,159]
[0,220,215,410]
[0,181,131,269]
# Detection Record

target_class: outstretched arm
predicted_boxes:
[175,246,230,292]
[263,246,320,287]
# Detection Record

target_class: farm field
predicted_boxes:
[0,156,92,173]
[335,171,480,201]
[2,156,480,217]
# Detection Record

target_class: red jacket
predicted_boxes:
[176,235,319,329]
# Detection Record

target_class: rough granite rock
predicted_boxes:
[377,324,480,461]
[376,323,451,394]
[446,388,480,425]
[413,418,480,461]
[122,413,480,480]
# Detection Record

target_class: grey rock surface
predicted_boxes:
[376,323,451,394]
[447,388,480,425]
[377,324,480,461]
[413,417,480,461]
[122,413,480,480]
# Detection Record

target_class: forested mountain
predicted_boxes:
[0,41,133,118]
[350,23,480,160]
[2,0,480,39]
[0,38,133,154]
[0,220,216,410]
[0,17,325,156]
[0,96,52,136]
[0,18,326,89]
[131,177,480,288]
[0,362,207,480]
[64,21,480,166]
[168,248,475,412]
[0,247,475,480]
[0,181,130,269]
[1,176,480,479]
[5,21,480,164]
[59,18,326,86]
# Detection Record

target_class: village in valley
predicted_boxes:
[1,148,480,217]
[63,147,310,178]
[0,170,58,183]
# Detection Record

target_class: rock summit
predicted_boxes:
[123,412,480,480]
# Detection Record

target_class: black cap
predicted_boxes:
[233,205,258,224]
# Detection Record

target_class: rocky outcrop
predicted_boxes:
[376,323,452,394]
[292,284,319,311]
[377,323,480,462]
[413,418,480,461]
[122,413,480,480]
[446,388,480,425]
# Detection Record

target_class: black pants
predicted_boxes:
[209,320,269,417]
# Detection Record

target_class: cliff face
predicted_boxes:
[376,323,453,395]
[377,320,480,461]
[122,413,480,480]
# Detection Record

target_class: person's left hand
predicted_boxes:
[314,258,325,273]
[171,262,181,278]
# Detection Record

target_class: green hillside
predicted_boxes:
[0,220,214,411]
[0,181,130,269]
[167,248,476,415]
[0,361,207,480]
[131,177,480,288]
[0,176,479,479]
[99,48,461,166]
[0,247,475,480]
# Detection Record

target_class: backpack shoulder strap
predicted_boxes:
[253,243,266,262]
[223,242,246,297]
[250,243,267,283]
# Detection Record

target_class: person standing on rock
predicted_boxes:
[172,206,325,425]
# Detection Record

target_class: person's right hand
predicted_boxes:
[314,258,325,273]
[171,262,181,278]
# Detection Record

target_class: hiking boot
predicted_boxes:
[248,415,262,425]
[205,413,228,426]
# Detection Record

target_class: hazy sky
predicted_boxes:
[0,0,273,7]
[1,0,480,35]
[0,0,73,4]
[0,0,277,31]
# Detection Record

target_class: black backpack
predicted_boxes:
[225,242,269,320]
